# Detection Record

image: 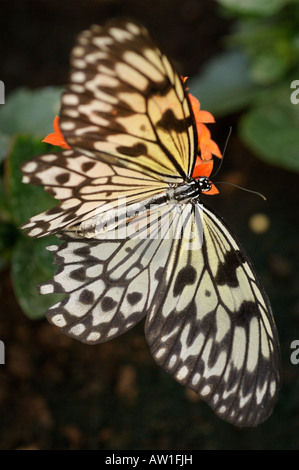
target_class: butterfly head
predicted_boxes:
[197,176,212,193]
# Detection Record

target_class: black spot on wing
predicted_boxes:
[235,301,258,326]
[70,267,87,281]
[157,109,186,133]
[46,205,65,215]
[127,292,142,306]
[155,267,164,281]
[173,265,197,297]
[79,289,95,305]
[82,161,96,172]
[117,142,148,157]
[63,213,79,223]
[73,246,91,257]
[102,296,117,312]
[215,250,245,288]
[56,172,70,185]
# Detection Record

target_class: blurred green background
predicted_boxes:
[0,0,298,450]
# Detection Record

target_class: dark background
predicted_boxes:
[0,0,298,450]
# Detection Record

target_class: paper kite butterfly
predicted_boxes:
[21,18,281,426]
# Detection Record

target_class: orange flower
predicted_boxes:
[188,93,215,125]
[192,159,219,195]
[197,122,222,162]
[187,90,222,162]
[42,115,71,149]
[182,77,221,193]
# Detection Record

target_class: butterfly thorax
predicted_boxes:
[172,177,212,203]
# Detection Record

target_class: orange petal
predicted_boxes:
[197,122,211,141]
[200,138,222,160]
[205,183,219,195]
[188,94,200,114]
[42,115,71,149]
[192,158,214,178]
[181,76,189,90]
[195,110,215,123]
[197,123,222,160]
[205,139,222,159]
[188,94,215,123]
[200,148,213,161]
[187,91,222,162]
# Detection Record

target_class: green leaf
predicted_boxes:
[216,0,290,16]
[0,223,18,271]
[188,50,262,116]
[0,86,64,162]
[239,87,299,172]
[226,18,299,85]
[11,235,63,319]
[6,134,58,227]
[249,51,290,85]
[0,176,11,222]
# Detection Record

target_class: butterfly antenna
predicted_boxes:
[214,181,267,201]
[212,126,232,178]
[212,126,266,200]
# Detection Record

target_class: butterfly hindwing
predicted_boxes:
[39,202,280,426]
[41,236,151,343]
[40,203,185,343]
[145,204,280,426]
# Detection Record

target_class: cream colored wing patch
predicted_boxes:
[59,19,196,179]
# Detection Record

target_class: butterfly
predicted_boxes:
[21,19,281,426]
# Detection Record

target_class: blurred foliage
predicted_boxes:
[0,87,63,162]
[0,87,64,319]
[189,0,299,172]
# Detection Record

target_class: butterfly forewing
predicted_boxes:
[60,20,196,180]
[21,149,169,237]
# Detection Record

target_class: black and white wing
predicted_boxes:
[21,149,169,237]
[59,19,196,180]
[39,203,280,427]
[21,19,197,237]
[39,202,190,342]
[145,203,281,427]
